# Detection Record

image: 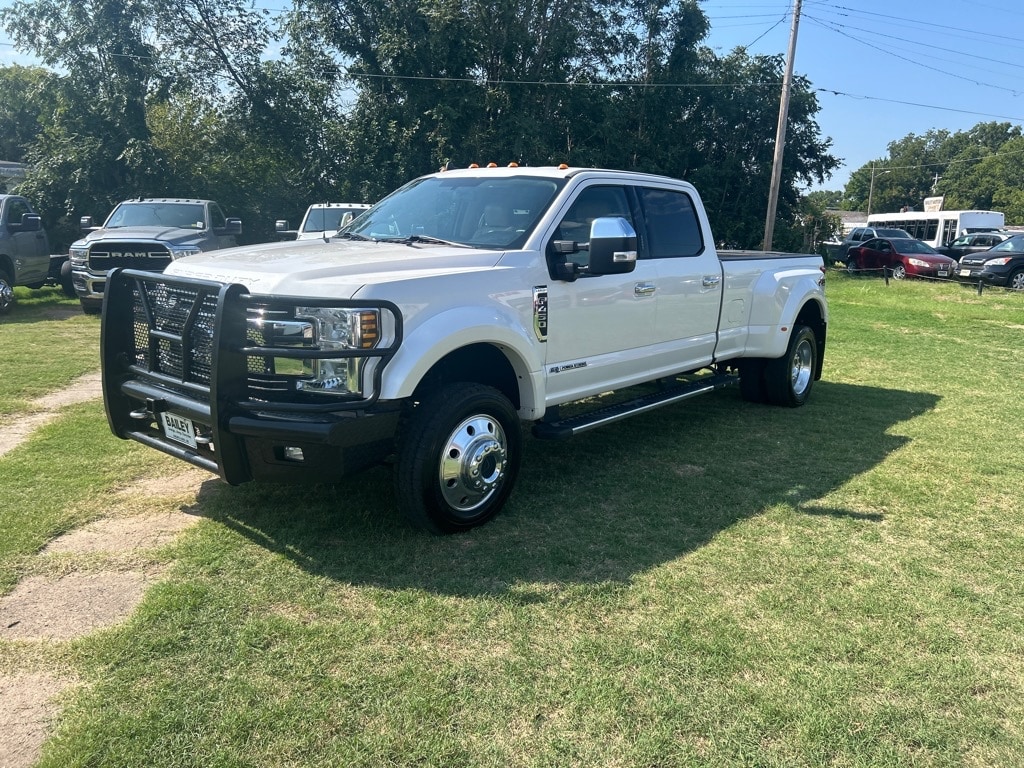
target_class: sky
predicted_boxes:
[700,0,1024,191]
[2,0,1023,194]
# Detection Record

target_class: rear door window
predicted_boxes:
[636,187,703,258]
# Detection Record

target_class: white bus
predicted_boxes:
[866,210,1004,249]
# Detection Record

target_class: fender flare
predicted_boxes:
[747,270,827,359]
[380,305,546,419]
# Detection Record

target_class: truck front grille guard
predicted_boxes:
[107,267,403,408]
[101,268,403,482]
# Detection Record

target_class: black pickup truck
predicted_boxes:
[0,194,74,313]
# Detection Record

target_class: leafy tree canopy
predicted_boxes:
[2,0,841,250]
[843,122,1024,222]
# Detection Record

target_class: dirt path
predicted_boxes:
[0,371,103,459]
[0,373,207,767]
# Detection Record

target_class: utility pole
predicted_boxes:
[762,0,802,252]
[867,165,890,217]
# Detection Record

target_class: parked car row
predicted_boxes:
[2,195,376,314]
[843,232,1024,290]
[835,226,915,262]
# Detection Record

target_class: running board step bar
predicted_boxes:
[532,373,736,441]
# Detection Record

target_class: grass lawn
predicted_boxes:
[2,274,1024,766]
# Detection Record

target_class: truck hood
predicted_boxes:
[81,226,206,245]
[164,238,506,297]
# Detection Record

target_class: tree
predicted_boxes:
[0,65,59,165]
[843,122,1024,222]
[2,0,840,250]
[285,0,838,248]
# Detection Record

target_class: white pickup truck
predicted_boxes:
[101,166,827,533]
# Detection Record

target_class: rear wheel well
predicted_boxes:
[412,343,521,409]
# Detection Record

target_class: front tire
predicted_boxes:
[1008,269,1024,291]
[891,263,907,280]
[60,260,76,297]
[765,325,817,407]
[394,383,521,534]
[0,270,13,314]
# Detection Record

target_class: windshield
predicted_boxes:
[877,228,911,238]
[344,175,565,249]
[991,236,1024,253]
[302,207,368,233]
[894,238,938,254]
[106,202,206,229]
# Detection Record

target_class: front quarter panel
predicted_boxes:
[378,303,546,419]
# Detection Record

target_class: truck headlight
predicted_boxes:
[294,307,381,395]
[69,246,87,266]
[169,245,203,260]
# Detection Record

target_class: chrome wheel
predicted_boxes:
[0,275,13,314]
[891,264,907,279]
[765,324,817,407]
[438,414,508,513]
[395,382,521,533]
[790,335,814,398]
[1009,270,1024,291]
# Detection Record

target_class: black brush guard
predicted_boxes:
[101,268,403,484]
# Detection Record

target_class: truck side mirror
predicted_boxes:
[223,218,242,235]
[275,219,290,233]
[588,217,638,275]
[19,213,42,232]
[80,215,95,232]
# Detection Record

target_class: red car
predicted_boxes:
[846,237,956,279]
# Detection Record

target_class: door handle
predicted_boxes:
[702,275,721,287]
[634,282,656,297]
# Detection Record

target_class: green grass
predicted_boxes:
[3,273,1024,766]
[0,286,101,415]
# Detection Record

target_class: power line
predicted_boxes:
[820,2,1024,45]
[805,13,1024,75]
[803,14,1024,97]
[816,86,1024,124]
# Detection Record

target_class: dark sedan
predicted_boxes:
[846,237,956,279]
[955,234,1024,290]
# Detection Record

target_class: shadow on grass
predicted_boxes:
[188,381,938,598]
[1,286,85,324]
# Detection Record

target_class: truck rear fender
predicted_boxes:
[745,268,827,368]
[380,307,545,419]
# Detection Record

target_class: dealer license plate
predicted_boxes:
[959,268,971,277]
[160,412,197,449]
[938,269,949,277]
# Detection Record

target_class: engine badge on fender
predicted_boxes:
[533,286,548,342]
